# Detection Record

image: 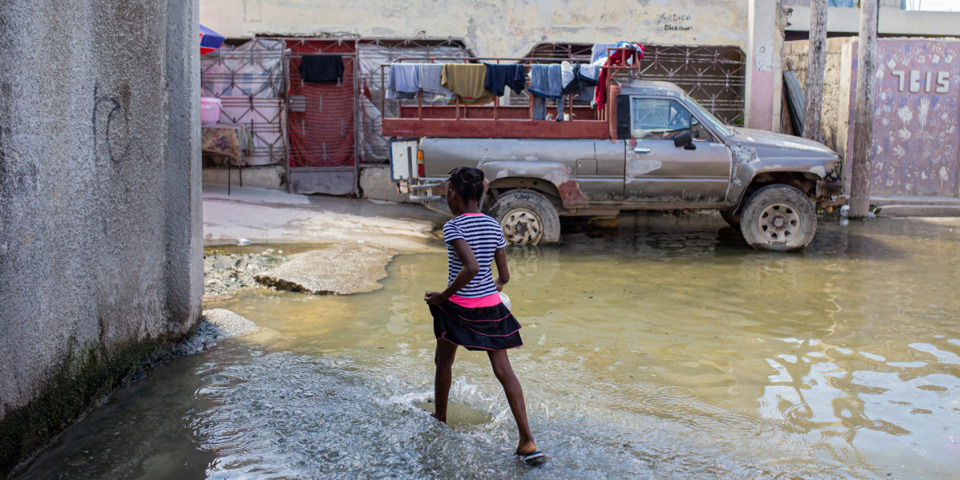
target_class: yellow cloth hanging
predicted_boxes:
[441,64,494,105]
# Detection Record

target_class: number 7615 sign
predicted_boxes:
[890,70,950,94]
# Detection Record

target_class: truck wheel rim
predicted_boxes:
[758,203,800,242]
[501,209,543,245]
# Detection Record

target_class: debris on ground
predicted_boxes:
[255,242,396,295]
[204,249,287,295]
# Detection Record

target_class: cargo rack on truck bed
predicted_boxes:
[379,47,642,140]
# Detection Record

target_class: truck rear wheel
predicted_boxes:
[488,189,561,245]
[739,184,816,252]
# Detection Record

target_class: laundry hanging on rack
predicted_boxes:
[528,64,563,99]
[386,63,420,99]
[298,55,344,84]
[483,64,527,97]
[418,64,454,104]
[561,62,575,91]
[560,62,597,95]
[593,43,644,111]
[591,43,619,64]
[591,41,643,65]
[441,64,494,105]
[529,64,564,121]
[579,62,600,83]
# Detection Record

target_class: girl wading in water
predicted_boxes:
[424,167,546,466]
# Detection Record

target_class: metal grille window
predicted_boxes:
[200,38,287,166]
[525,43,746,125]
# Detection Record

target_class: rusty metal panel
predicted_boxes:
[847,39,960,197]
[381,118,610,139]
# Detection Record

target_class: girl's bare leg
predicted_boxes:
[433,339,458,423]
[487,349,537,455]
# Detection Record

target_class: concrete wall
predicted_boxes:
[0,0,203,472]
[203,165,285,190]
[783,37,855,153]
[360,166,411,203]
[201,0,751,59]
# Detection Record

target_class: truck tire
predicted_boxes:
[488,189,561,245]
[739,184,816,252]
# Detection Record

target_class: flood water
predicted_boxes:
[17,215,960,479]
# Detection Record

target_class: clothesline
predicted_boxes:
[383,43,643,116]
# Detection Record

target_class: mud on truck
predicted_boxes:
[381,51,844,252]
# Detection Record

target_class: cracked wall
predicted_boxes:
[201,0,751,58]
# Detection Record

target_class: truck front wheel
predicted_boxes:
[740,184,816,252]
[488,189,561,245]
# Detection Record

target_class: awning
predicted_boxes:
[199,24,225,55]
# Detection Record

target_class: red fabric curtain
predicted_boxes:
[287,41,356,168]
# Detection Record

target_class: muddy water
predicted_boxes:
[18,216,960,479]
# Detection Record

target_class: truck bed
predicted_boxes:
[381,104,610,139]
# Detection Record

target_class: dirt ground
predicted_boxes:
[202,184,447,253]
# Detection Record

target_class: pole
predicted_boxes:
[849,0,878,219]
[802,0,828,141]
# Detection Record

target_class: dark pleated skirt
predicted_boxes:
[430,300,523,351]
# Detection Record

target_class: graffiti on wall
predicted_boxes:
[92,83,133,164]
[657,13,694,32]
[869,40,960,197]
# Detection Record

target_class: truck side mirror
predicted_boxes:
[674,131,696,150]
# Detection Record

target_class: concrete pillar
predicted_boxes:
[0,0,202,473]
[746,0,784,131]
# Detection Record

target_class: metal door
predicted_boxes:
[285,39,359,195]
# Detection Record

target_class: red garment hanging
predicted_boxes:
[593,45,644,111]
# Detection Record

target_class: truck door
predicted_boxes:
[576,140,625,202]
[623,97,730,205]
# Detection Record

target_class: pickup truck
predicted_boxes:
[385,79,844,252]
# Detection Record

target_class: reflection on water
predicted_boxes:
[18,215,960,479]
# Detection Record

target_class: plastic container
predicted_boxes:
[200,97,222,125]
[499,291,512,310]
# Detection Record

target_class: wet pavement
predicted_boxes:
[15,214,960,479]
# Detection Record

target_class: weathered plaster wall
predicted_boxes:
[783,37,855,152]
[0,0,203,472]
[200,0,751,59]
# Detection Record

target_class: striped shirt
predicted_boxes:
[443,213,506,299]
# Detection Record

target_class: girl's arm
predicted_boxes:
[425,238,478,305]
[493,247,509,291]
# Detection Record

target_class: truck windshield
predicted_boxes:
[683,95,730,137]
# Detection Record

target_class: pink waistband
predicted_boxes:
[450,293,502,308]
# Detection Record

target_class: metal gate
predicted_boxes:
[282,38,359,195]
[200,38,287,166]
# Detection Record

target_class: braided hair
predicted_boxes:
[447,166,485,202]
